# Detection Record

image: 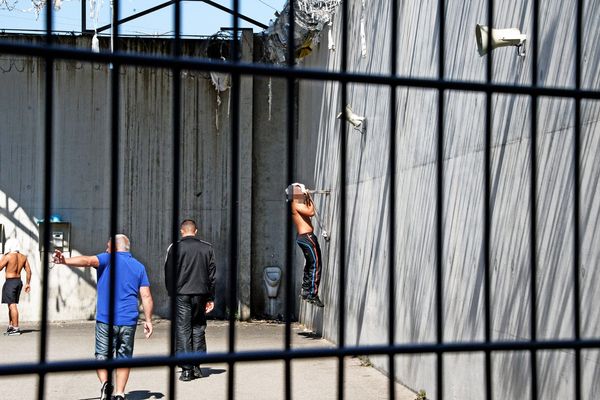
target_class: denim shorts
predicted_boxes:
[95,322,137,360]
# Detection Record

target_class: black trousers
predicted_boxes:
[296,233,322,297]
[175,294,208,371]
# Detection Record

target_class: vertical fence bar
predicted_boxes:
[529,0,539,398]
[169,0,183,398]
[285,1,296,398]
[228,1,241,399]
[37,2,54,398]
[572,0,583,398]
[388,0,399,399]
[107,0,121,396]
[81,0,87,33]
[484,0,494,398]
[337,0,349,399]
[436,0,445,398]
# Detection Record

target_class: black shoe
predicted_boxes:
[5,327,20,336]
[112,396,125,400]
[193,366,204,378]
[307,296,324,307]
[100,382,113,400]
[179,369,196,382]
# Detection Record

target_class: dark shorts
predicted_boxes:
[2,278,23,304]
[95,322,137,360]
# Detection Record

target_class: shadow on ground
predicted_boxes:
[297,331,322,340]
[78,390,166,400]
[2,328,40,336]
[126,390,166,400]
[199,367,226,377]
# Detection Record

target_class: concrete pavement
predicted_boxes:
[0,320,417,400]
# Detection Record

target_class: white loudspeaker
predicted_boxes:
[336,104,366,129]
[475,24,527,57]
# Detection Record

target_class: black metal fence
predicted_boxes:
[0,0,599,399]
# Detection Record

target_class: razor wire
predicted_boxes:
[263,0,341,64]
[0,0,63,16]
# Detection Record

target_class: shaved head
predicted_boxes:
[180,219,198,237]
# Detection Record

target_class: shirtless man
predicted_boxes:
[0,238,31,336]
[288,183,324,307]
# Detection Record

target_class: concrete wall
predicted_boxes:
[250,75,297,319]
[0,36,240,320]
[295,0,600,398]
[0,35,295,323]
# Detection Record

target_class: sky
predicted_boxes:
[0,0,286,36]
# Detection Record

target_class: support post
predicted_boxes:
[238,28,254,321]
[81,0,86,33]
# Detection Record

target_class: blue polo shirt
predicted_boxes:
[96,252,150,326]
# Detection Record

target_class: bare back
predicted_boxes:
[1,253,28,279]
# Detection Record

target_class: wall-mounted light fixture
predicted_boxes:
[475,24,527,57]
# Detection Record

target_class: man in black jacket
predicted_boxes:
[164,219,216,381]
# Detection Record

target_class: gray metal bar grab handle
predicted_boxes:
[312,202,330,242]
[306,189,331,195]
[306,190,331,242]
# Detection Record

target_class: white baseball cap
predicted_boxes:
[291,182,307,193]
[4,238,20,253]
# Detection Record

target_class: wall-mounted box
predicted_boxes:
[38,222,71,253]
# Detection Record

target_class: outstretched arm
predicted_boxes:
[24,258,31,293]
[53,250,99,268]
[140,286,154,338]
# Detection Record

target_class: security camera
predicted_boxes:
[337,104,366,129]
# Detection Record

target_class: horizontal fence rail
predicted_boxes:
[0,41,598,99]
[0,339,599,377]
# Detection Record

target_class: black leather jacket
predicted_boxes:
[164,236,216,300]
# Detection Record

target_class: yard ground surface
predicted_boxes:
[0,320,417,400]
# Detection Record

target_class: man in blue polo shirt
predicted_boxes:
[54,234,154,400]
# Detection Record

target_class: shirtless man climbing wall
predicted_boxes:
[288,183,324,307]
[0,239,31,336]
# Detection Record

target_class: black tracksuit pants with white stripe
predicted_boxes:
[296,232,322,298]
